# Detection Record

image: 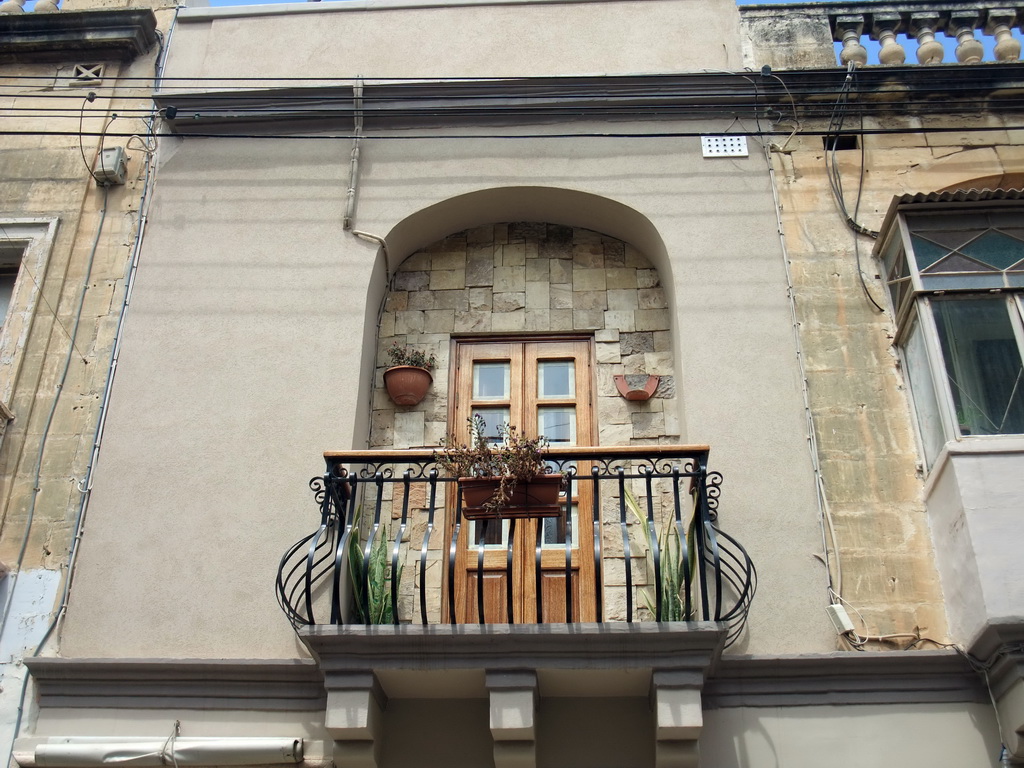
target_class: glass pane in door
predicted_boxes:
[538,407,576,444]
[474,362,510,399]
[472,407,510,443]
[538,360,575,398]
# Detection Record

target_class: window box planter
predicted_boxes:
[459,474,564,520]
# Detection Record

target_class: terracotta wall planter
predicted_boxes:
[383,366,433,406]
[459,474,564,520]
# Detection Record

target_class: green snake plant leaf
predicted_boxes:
[624,486,692,621]
[347,506,401,625]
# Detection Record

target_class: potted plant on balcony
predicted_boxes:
[625,486,695,621]
[383,343,437,406]
[435,415,563,520]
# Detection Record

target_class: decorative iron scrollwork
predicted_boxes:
[277,446,754,646]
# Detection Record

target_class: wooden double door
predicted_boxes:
[448,338,598,623]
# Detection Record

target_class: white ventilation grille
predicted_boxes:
[58,64,104,88]
[701,135,749,158]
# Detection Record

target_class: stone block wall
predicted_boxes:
[371,222,679,451]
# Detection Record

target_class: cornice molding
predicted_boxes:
[0,9,158,64]
[22,646,992,712]
[705,650,988,708]
[24,658,326,711]
[153,65,1024,136]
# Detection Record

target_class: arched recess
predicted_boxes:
[364,212,682,623]
[354,186,681,448]
[369,219,681,452]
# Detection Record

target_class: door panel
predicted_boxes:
[448,338,597,624]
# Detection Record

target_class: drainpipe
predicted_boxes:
[342,79,363,231]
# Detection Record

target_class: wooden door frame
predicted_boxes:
[442,334,599,624]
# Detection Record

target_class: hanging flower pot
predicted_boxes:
[382,343,437,406]
[459,474,564,520]
[384,365,433,406]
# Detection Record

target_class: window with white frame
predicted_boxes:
[880,199,1024,469]
[0,219,59,435]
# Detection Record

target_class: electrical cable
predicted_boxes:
[850,86,886,314]
[3,123,1024,141]
[77,93,105,183]
[1,66,1023,85]
[763,141,841,608]
[822,63,886,316]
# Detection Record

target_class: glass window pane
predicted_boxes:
[538,360,575,399]
[542,506,579,547]
[961,230,1024,270]
[921,253,996,274]
[932,298,1024,436]
[472,408,509,443]
[903,314,946,469]
[0,272,15,326]
[882,234,912,316]
[909,235,952,271]
[471,519,508,547]
[473,362,510,400]
[538,407,576,444]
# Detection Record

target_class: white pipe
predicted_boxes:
[351,229,390,278]
[342,79,363,231]
[28,738,302,768]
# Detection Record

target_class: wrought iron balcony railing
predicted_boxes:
[276,446,756,647]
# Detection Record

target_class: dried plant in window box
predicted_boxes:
[435,415,563,520]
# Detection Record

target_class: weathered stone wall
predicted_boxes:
[764,114,1024,644]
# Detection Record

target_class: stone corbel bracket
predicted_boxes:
[304,622,727,768]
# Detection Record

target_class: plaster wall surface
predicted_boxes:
[15,692,1001,768]
[700,701,999,767]
[382,697,655,767]
[922,453,984,644]
[166,0,744,80]
[60,117,833,659]
[927,448,1024,642]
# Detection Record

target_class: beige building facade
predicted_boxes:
[4,0,1024,766]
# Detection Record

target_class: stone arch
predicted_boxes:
[382,187,672,284]
[370,221,681,452]
[938,172,1024,192]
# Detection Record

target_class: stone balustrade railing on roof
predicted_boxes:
[739,1,1023,70]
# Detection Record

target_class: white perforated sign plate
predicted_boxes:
[701,135,749,157]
